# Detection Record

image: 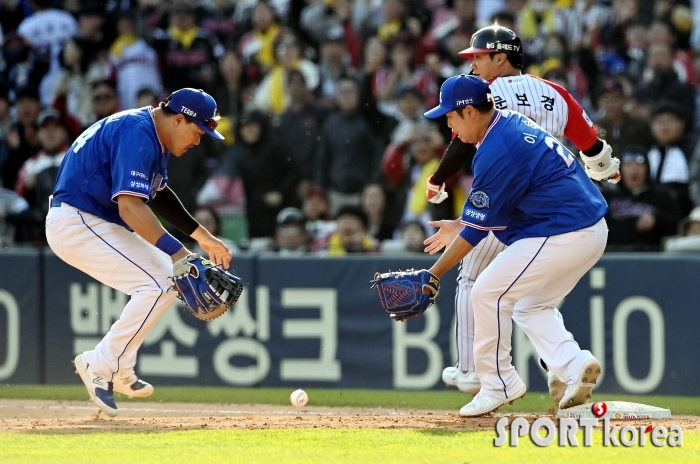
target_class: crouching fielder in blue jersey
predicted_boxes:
[46,88,231,417]
[423,75,607,417]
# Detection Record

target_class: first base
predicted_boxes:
[557,401,671,420]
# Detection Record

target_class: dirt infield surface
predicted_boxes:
[1,399,699,433]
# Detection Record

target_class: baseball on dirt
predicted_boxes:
[290,389,308,407]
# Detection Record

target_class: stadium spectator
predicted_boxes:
[389,85,429,145]
[374,34,438,113]
[596,78,653,159]
[302,185,336,252]
[52,38,110,129]
[275,207,310,256]
[633,42,695,129]
[515,0,570,58]
[603,147,682,251]
[252,32,319,114]
[315,27,353,107]
[1,86,41,191]
[13,107,68,242]
[300,0,365,69]
[0,33,50,98]
[362,0,432,45]
[664,206,700,252]
[399,218,427,253]
[232,110,299,239]
[212,49,249,127]
[200,0,238,47]
[17,0,78,105]
[272,69,326,201]
[109,9,162,111]
[382,122,445,235]
[90,80,120,124]
[151,1,224,93]
[237,1,287,83]
[360,181,396,242]
[326,205,377,255]
[0,186,29,248]
[315,76,383,215]
[647,101,694,216]
[136,87,158,108]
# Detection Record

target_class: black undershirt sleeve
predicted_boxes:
[149,186,199,236]
[432,138,477,185]
[580,138,604,158]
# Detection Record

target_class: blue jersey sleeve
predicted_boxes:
[459,139,529,246]
[110,122,162,202]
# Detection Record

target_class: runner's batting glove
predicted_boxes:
[371,269,440,322]
[426,176,449,204]
[581,140,621,184]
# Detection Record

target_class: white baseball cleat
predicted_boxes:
[559,358,602,410]
[442,366,481,394]
[114,370,154,398]
[459,386,526,417]
[72,354,118,417]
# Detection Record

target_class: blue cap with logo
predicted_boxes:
[165,88,225,140]
[424,74,491,119]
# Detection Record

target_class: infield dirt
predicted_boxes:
[1,400,699,433]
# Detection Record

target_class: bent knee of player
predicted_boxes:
[472,279,505,308]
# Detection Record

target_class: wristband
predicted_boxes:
[155,233,183,256]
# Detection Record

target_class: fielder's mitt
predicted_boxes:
[371,269,440,322]
[172,253,244,321]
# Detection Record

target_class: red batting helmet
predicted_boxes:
[459,25,523,69]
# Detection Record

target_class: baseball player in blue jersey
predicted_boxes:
[424,75,607,417]
[45,88,231,417]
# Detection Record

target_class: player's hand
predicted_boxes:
[199,236,232,269]
[637,213,656,231]
[192,227,232,268]
[423,220,463,255]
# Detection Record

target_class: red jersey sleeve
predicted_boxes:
[532,75,598,151]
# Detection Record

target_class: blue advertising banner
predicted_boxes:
[33,251,700,395]
[0,251,42,383]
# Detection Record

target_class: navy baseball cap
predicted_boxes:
[424,75,490,119]
[165,88,225,140]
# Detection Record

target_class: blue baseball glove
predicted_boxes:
[371,269,440,322]
[172,253,244,321]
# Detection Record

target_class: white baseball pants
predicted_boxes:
[471,218,608,398]
[46,203,178,380]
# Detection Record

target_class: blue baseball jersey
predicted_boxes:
[459,110,608,247]
[52,107,169,229]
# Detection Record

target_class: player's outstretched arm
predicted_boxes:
[423,219,464,254]
[427,138,476,203]
[117,194,191,263]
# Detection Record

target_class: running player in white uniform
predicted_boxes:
[425,25,620,402]
[46,88,231,417]
[425,74,607,416]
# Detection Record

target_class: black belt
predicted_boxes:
[50,197,62,208]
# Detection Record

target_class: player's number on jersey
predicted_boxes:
[71,122,102,153]
[545,136,575,168]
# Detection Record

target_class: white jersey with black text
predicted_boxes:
[488,74,568,140]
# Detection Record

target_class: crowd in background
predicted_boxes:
[4,0,700,254]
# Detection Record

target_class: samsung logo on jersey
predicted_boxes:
[486,43,520,52]
[463,208,486,221]
[181,106,197,117]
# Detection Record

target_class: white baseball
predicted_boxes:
[290,389,308,407]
